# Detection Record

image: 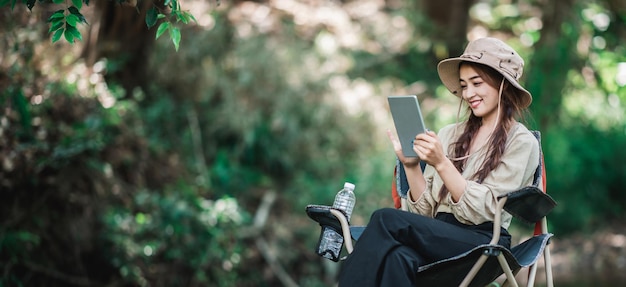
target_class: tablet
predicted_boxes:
[388,95,427,158]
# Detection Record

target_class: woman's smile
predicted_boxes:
[468,98,482,109]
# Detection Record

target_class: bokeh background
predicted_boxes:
[1,0,625,286]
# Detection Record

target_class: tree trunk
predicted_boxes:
[81,0,157,96]
[422,0,476,58]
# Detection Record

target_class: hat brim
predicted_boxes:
[437,58,532,108]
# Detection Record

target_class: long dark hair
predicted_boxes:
[438,61,527,202]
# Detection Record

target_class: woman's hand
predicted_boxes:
[413,130,447,169]
[387,129,430,201]
[386,130,421,168]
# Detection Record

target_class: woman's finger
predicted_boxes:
[387,130,403,152]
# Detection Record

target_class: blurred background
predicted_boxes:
[1,0,625,286]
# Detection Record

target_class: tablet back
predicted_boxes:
[388,95,427,158]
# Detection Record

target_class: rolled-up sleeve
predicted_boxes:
[407,169,437,216]
[448,130,540,226]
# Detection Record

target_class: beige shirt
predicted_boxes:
[407,122,540,229]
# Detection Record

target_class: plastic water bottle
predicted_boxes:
[333,182,356,220]
[317,182,356,261]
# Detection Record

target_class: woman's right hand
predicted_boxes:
[387,130,421,168]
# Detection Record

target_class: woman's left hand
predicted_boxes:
[387,130,421,168]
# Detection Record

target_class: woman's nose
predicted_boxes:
[463,87,474,99]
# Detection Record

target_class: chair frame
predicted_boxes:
[310,186,555,287]
[306,131,556,287]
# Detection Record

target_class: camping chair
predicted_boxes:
[306,131,556,287]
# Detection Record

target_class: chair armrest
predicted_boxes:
[305,205,345,233]
[498,186,557,225]
[489,196,508,245]
[305,205,355,253]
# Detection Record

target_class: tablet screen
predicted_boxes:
[388,95,427,158]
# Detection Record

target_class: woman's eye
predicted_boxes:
[473,82,482,87]
[460,85,467,90]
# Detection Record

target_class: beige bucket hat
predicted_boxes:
[437,37,532,108]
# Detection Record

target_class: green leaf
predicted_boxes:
[155,22,170,39]
[186,12,197,23]
[64,27,75,43]
[52,28,64,43]
[66,25,82,41]
[174,11,187,24]
[146,7,158,28]
[48,10,65,22]
[49,21,64,33]
[66,14,79,27]
[170,26,181,51]
[53,0,64,3]
[177,11,196,24]
[68,6,88,24]
[68,6,80,14]
[72,0,82,9]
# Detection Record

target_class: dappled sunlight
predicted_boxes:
[617,62,626,86]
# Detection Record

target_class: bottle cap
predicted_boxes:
[343,182,355,191]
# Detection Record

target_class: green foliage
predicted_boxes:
[47,5,87,43]
[146,0,196,51]
[102,188,249,286]
[5,87,32,140]
[1,1,89,43]
[544,124,626,235]
[145,16,380,206]
[1,0,199,50]
[1,5,382,285]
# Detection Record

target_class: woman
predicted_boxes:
[337,37,540,286]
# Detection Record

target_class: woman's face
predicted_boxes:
[459,64,500,121]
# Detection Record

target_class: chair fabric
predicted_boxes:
[501,186,557,225]
[410,233,552,287]
[305,204,346,235]
[305,205,367,241]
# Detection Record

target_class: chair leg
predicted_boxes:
[540,217,554,287]
[459,255,488,287]
[497,254,518,287]
[502,269,520,287]
[527,262,538,287]
[543,244,554,287]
